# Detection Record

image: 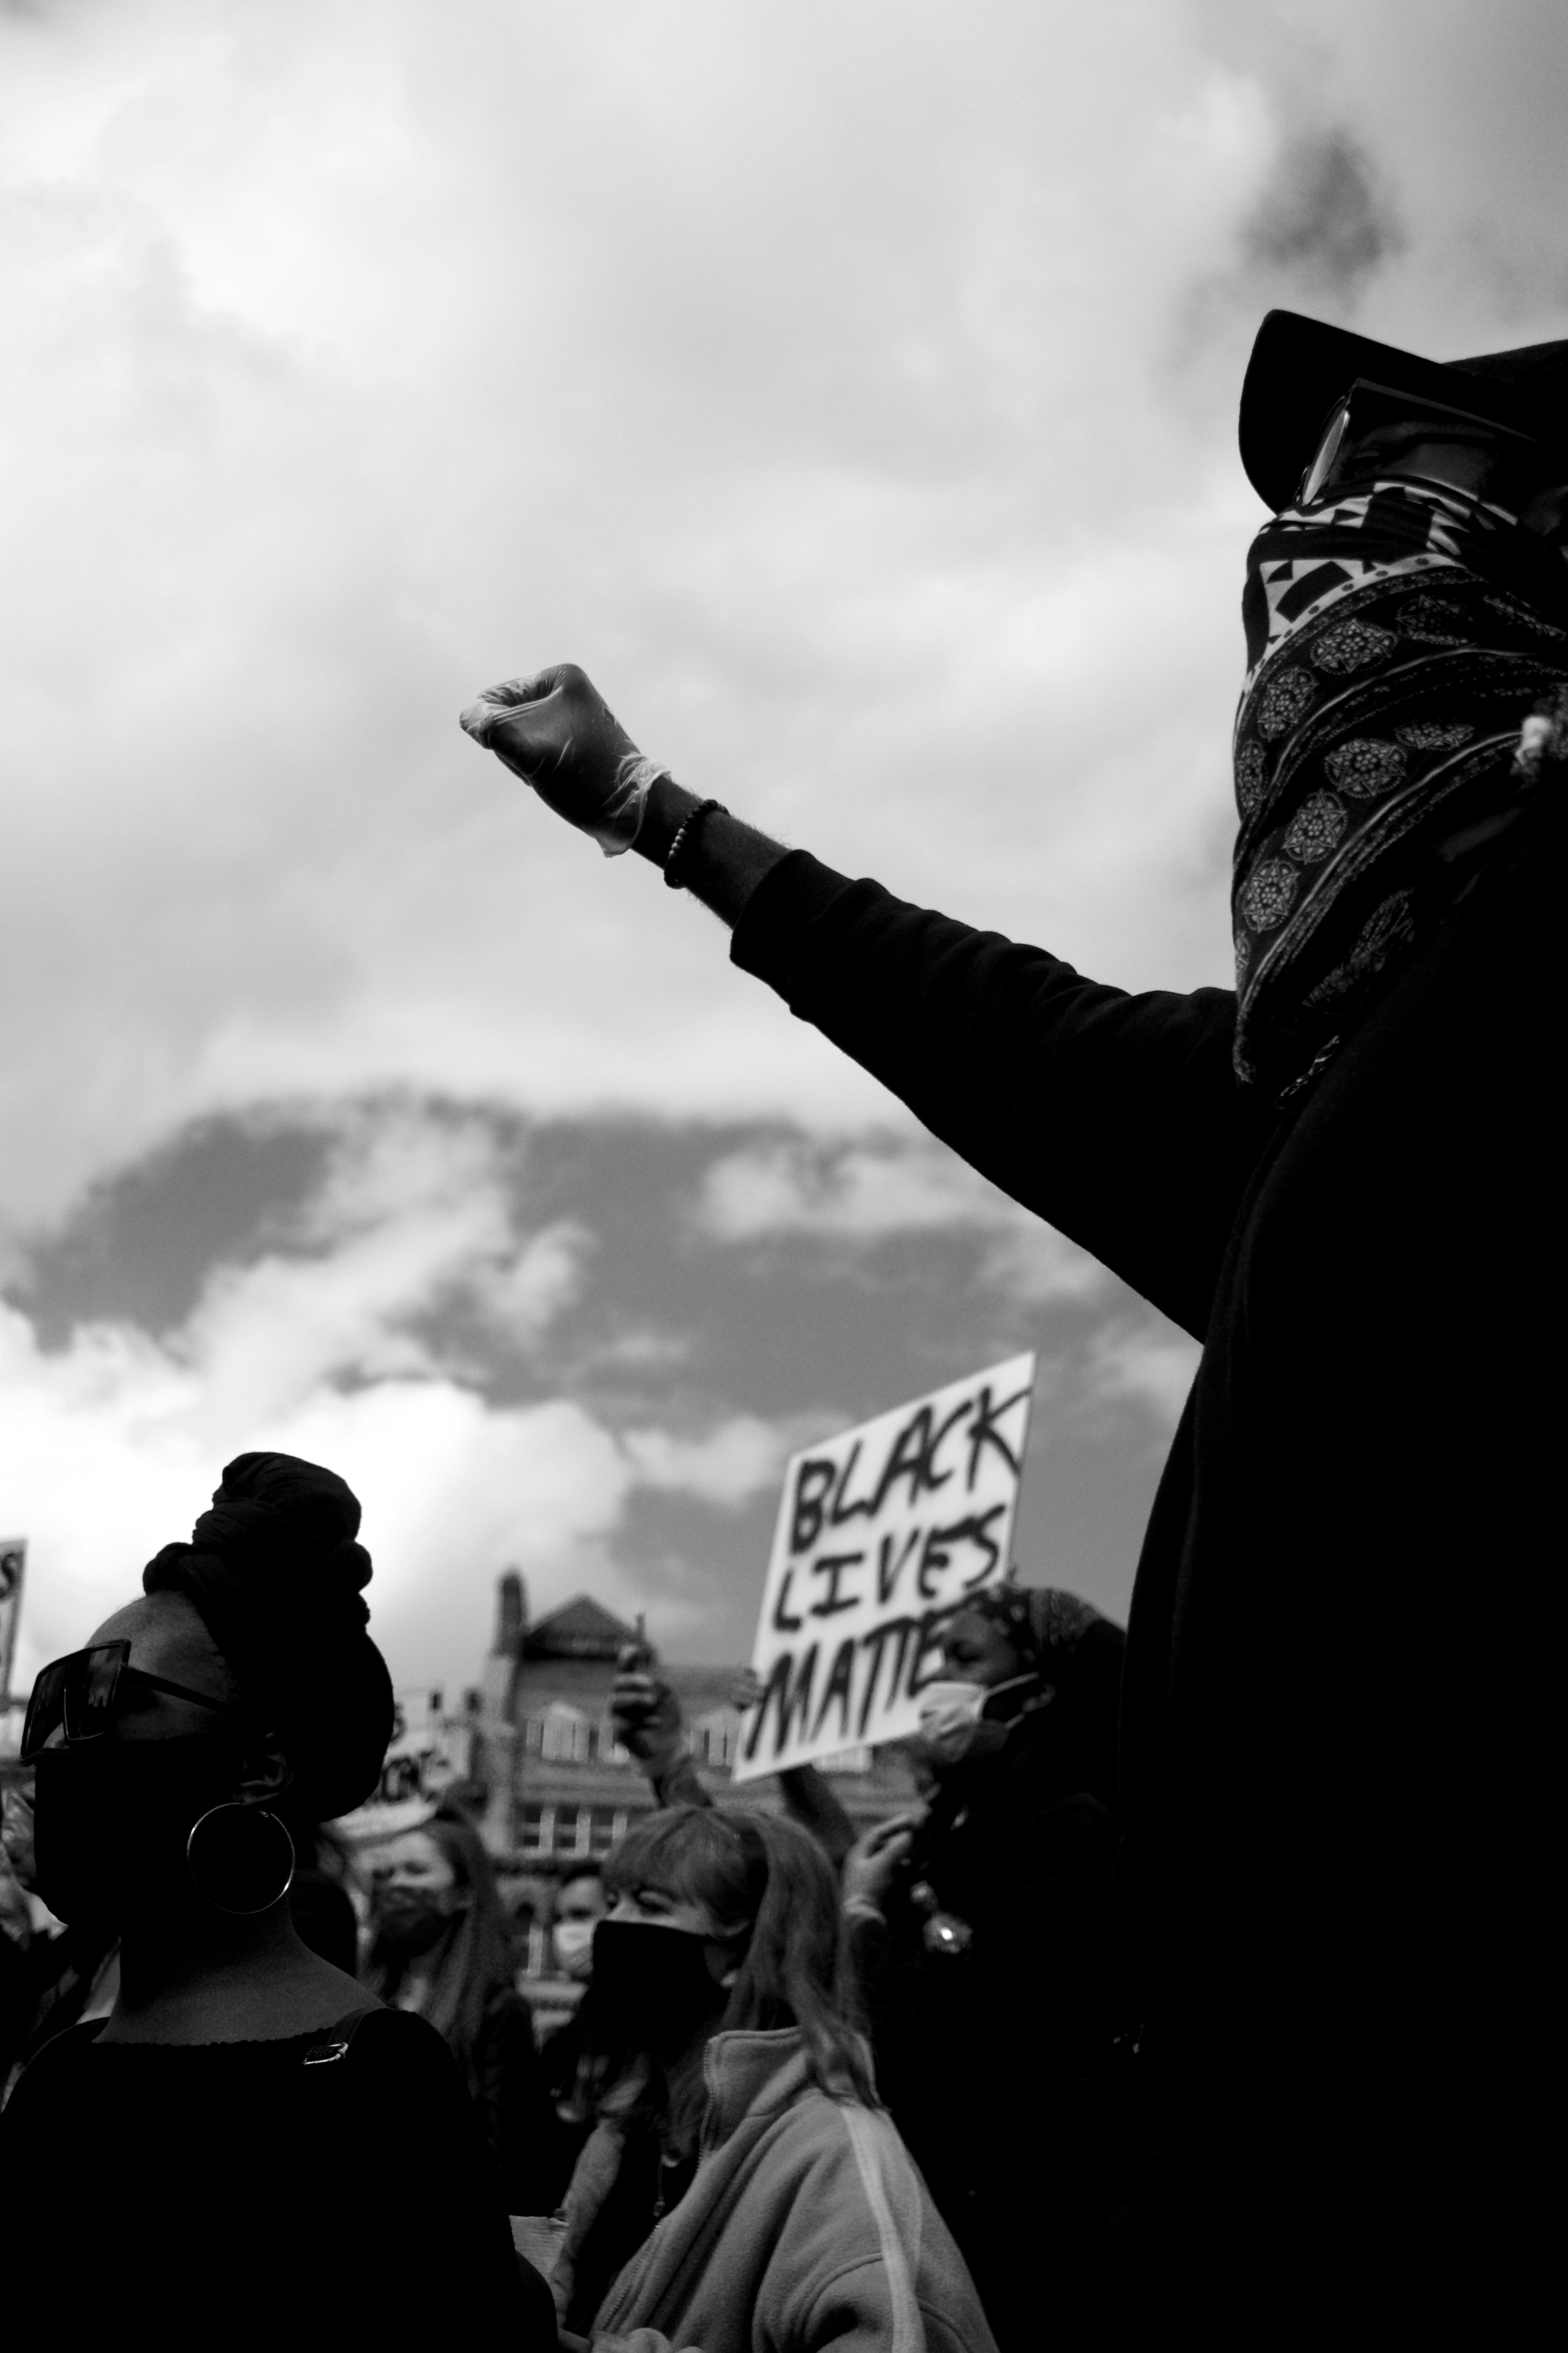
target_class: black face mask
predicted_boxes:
[31,1736,236,1928]
[374,1888,468,1956]
[590,1918,731,2053]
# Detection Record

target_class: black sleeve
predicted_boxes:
[288,1871,360,1977]
[474,1990,561,2217]
[731,853,1270,1338]
[343,2010,554,2346]
[0,1923,31,2083]
[532,2015,595,2215]
[778,1764,856,1871]
[844,1905,932,2131]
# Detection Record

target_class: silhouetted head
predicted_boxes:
[141,1450,394,1822]
[28,1454,392,1929]
[1240,309,1568,519]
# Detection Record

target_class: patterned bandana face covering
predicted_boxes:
[1231,476,1568,1091]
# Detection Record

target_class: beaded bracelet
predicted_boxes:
[663,797,729,890]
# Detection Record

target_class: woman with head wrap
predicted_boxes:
[839,1581,1127,2350]
[0,1452,552,2346]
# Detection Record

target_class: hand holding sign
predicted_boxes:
[0,1537,25,1707]
[734,1353,1036,1782]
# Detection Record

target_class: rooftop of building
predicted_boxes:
[520,1594,641,1662]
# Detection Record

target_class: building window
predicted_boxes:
[589,1805,622,1855]
[816,1747,872,1775]
[692,1712,740,1771]
[539,1704,591,1764]
[552,1805,592,1856]
[521,1804,554,1857]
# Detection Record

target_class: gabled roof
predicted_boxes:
[522,1594,639,1661]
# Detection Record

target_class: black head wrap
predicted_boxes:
[964,1583,1102,1670]
[963,1583,1125,1813]
[143,1451,394,1820]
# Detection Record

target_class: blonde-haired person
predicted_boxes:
[366,1806,555,2213]
[554,1804,996,2353]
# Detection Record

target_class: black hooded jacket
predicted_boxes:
[849,1617,1125,2347]
[732,794,1559,2333]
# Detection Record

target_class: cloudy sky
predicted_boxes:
[3,0,1565,1700]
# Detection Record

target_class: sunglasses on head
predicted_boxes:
[1297,376,1543,509]
[20,1641,244,1765]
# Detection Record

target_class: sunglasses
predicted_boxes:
[21,1641,244,1765]
[1297,377,1542,509]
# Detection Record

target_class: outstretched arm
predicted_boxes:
[460,665,1271,1334]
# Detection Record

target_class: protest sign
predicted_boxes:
[733,1353,1036,1782]
[0,1538,26,1704]
[332,1688,473,1845]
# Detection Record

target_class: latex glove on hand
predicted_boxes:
[610,1644,687,1776]
[459,662,670,855]
[841,1813,919,1919]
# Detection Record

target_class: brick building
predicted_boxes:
[464,1570,915,2031]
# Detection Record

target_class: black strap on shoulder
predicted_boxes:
[302,2007,381,2067]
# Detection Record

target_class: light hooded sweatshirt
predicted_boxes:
[587,2027,998,2353]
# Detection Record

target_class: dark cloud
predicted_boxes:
[7,1099,1189,1670]
[15,1111,332,1342]
[1242,126,1400,298]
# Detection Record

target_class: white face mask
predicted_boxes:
[917,1680,988,1765]
[553,1917,597,1980]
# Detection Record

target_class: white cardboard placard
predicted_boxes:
[732,1353,1036,1782]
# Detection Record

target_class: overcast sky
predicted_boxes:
[4,0,1566,1701]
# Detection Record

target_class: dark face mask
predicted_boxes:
[590,1918,731,2054]
[374,1887,467,1956]
[32,1736,236,1928]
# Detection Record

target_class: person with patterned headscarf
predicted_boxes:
[458,310,1565,2337]
[836,1581,1127,2349]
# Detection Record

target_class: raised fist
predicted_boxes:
[610,1643,686,1775]
[459,663,669,855]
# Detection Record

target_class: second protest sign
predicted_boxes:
[733,1351,1037,1781]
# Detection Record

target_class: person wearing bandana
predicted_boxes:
[459,310,1564,2335]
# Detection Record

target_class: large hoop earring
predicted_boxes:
[186,1804,296,1915]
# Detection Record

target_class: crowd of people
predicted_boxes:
[2,306,1564,2344]
[0,1449,1025,2350]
